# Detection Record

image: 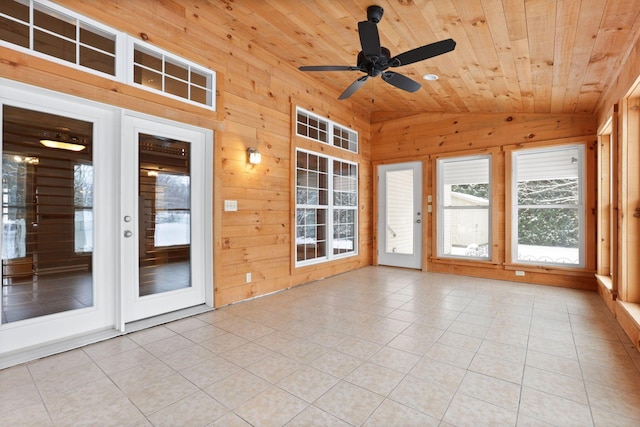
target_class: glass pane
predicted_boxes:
[190,86,208,105]
[79,46,115,75]
[79,25,115,54]
[134,47,162,72]
[34,30,76,63]
[0,17,29,48]
[517,178,579,205]
[517,207,579,264]
[441,208,490,257]
[134,65,162,91]
[190,70,208,87]
[165,59,189,81]
[34,6,76,39]
[138,134,191,297]
[445,183,489,207]
[385,169,413,254]
[2,106,93,323]
[165,76,188,99]
[0,0,29,22]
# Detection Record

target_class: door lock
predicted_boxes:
[124,230,132,238]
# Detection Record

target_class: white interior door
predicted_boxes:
[377,162,423,269]
[121,113,212,323]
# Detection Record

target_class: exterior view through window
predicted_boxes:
[295,149,357,265]
[438,155,491,259]
[513,145,584,266]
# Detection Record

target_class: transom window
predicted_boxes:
[295,149,358,266]
[437,155,491,259]
[296,108,358,153]
[0,0,216,109]
[512,145,585,267]
[131,41,214,109]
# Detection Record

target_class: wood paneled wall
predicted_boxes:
[370,111,598,290]
[0,0,372,307]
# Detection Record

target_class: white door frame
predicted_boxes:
[0,79,119,354]
[120,112,213,326]
[377,161,423,269]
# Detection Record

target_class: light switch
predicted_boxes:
[224,200,238,211]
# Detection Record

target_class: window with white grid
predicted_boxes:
[0,0,216,110]
[296,107,358,153]
[296,149,358,266]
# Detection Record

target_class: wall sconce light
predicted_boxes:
[247,147,261,165]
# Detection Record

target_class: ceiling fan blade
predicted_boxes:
[299,65,359,72]
[339,75,368,100]
[382,72,421,93]
[358,21,381,58]
[390,38,456,67]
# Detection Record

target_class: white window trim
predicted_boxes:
[0,0,216,110]
[126,38,216,111]
[511,144,585,268]
[295,107,358,154]
[295,148,358,267]
[436,154,492,260]
[0,0,123,80]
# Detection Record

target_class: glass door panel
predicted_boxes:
[385,169,415,255]
[138,134,191,297]
[2,106,94,323]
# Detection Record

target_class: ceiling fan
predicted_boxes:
[299,5,456,100]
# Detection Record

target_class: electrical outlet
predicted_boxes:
[515,270,525,276]
[246,272,251,283]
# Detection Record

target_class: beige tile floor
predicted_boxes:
[3,266,640,426]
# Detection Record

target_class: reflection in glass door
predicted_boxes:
[377,162,423,269]
[138,134,191,297]
[2,106,94,323]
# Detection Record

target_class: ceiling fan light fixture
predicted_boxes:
[423,73,439,81]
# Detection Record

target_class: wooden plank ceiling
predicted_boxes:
[207,0,640,114]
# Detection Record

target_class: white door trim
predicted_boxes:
[120,111,213,325]
[377,161,423,269]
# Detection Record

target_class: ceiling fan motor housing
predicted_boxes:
[358,47,391,77]
[367,5,384,23]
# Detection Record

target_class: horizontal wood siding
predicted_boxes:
[0,0,372,308]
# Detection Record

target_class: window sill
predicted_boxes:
[430,257,500,269]
[504,263,595,277]
[595,274,613,291]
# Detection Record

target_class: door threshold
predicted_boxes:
[124,304,214,333]
[0,304,213,370]
[0,328,121,370]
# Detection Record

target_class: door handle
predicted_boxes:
[416,219,421,224]
[124,230,133,238]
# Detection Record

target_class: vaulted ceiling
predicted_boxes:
[210,0,640,114]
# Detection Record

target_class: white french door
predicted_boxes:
[0,80,118,354]
[0,80,213,358]
[377,162,423,269]
[120,113,212,323]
